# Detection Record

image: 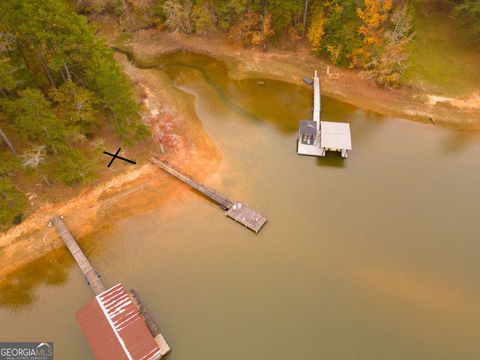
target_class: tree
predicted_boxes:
[228,9,274,48]
[307,0,360,66]
[0,177,27,225]
[191,1,216,34]
[250,12,275,50]
[0,127,17,155]
[0,33,21,96]
[49,81,98,134]
[162,0,192,33]
[455,0,480,42]
[302,0,309,38]
[55,148,96,185]
[0,57,19,95]
[6,89,67,155]
[361,5,413,88]
[76,0,126,15]
[307,10,325,53]
[0,0,148,144]
[352,0,393,68]
[84,52,150,143]
[212,0,248,30]
[21,145,47,169]
[266,0,303,35]
[228,9,263,46]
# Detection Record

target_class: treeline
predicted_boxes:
[454,0,480,42]
[78,0,479,87]
[0,0,148,226]
[78,0,415,87]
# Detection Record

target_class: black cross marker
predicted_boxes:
[103,148,136,167]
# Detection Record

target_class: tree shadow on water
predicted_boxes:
[441,130,480,155]
[0,248,73,310]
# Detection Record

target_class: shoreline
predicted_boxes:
[121,30,480,131]
[2,25,479,280]
[0,54,221,280]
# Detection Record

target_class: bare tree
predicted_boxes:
[302,0,309,39]
[0,127,16,155]
[21,145,47,169]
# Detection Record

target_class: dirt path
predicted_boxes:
[0,55,221,279]
[124,30,480,131]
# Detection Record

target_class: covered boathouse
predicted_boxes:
[76,283,170,360]
[297,70,352,158]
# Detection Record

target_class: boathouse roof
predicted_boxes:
[75,283,163,360]
[320,121,352,150]
[299,120,318,135]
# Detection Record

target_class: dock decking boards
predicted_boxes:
[51,216,106,295]
[149,157,267,234]
[226,202,267,234]
[297,70,351,158]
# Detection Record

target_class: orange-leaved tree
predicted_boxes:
[351,0,392,68]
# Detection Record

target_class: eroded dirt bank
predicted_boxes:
[0,54,221,279]
[123,30,480,131]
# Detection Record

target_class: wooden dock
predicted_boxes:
[226,202,267,234]
[313,70,321,123]
[297,70,351,158]
[149,157,267,234]
[52,216,171,359]
[51,216,106,295]
[130,289,171,357]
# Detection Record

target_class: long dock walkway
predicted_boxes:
[149,157,267,233]
[51,216,106,295]
[313,70,321,123]
[150,156,233,210]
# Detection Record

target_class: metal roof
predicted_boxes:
[76,284,162,360]
[320,121,352,150]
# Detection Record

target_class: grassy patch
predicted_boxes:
[405,1,480,96]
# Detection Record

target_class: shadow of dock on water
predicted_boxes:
[316,152,347,168]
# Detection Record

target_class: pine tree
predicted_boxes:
[0,177,27,225]
[0,0,148,143]
[7,89,67,155]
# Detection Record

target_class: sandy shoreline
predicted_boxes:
[2,26,479,280]
[123,30,480,131]
[0,54,221,280]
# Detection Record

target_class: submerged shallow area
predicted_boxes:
[1,52,479,360]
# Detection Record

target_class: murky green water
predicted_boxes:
[1,52,480,359]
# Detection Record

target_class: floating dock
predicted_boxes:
[149,157,267,234]
[297,70,352,158]
[51,216,171,359]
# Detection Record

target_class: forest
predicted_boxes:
[0,0,479,227]
[74,0,479,88]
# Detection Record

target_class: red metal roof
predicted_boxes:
[76,284,162,360]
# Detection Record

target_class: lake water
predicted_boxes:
[1,52,479,360]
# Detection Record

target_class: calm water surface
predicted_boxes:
[1,53,479,359]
